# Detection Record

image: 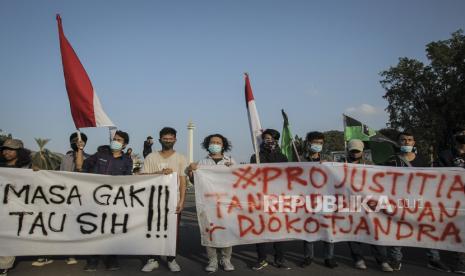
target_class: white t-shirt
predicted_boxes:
[142,151,187,201]
[142,151,187,176]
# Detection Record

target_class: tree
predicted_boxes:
[378,128,400,144]
[380,30,465,156]
[323,130,345,154]
[32,138,62,170]
[293,135,306,156]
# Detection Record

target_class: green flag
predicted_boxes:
[344,114,377,141]
[343,114,397,164]
[281,109,299,162]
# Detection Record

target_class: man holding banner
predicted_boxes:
[384,131,450,272]
[31,132,90,267]
[141,127,186,273]
[60,132,90,265]
[344,139,393,272]
[82,130,132,272]
[250,129,290,271]
[300,131,337,269]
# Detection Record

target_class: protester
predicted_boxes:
[141,127,187,272]
[384,131,450,272]
[143,136,154,158]
[31,132,89,267]
[126,147,133,157]
[60,132,89,265]
[81,130,133,272]
[61,132,89,172]
[250,129,290,271]
[0,139,31,168]
[300,131,337,269]
[0,139,32,276]
[343,139,393,272]
[436,127,465,274]
[188,134,235,272]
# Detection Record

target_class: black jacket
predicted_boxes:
[250,150,288,164]
[83,151,133,175]
[143,141,153,158]
[437,148,465,168]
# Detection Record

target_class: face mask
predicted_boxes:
[456,135,465,145]
[71,143,78,152]
[310,144,322,153]
[400,146,413,153]
[110,141,123,152]
[160,140,174,150]
[349,152,362,161]
[208,144,222,154]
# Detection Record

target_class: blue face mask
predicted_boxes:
[400,146,413,153]
[208,144,222,154]
[310,144,323,153]
[110,140,123,152]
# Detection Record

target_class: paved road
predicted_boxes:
[8,191,454,276]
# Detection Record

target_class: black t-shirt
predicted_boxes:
[305,155,321,162]
[409,154,429,167]
[250,150,288,164]
[385,154,429,167]
[437,148,465,169]
[143,141,153,158]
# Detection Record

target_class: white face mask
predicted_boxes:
[400,145,413,153]
[110,140,123,152]
[310,144,322,153]
[208,144,222,154]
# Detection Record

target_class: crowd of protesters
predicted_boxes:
[1,125,465,276]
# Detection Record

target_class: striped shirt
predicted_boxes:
[198,155,235,166]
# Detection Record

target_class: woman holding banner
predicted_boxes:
[188,134,235,272]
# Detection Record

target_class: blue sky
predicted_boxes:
[1,0,464,163]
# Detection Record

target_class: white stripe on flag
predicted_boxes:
[247,99,262,155]
[93,90,115,127]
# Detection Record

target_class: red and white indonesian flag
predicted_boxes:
[56,15,114,129]
[244,73,262,158]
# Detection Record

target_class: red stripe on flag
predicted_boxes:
[57,14,96,128]
[244,73,255,104]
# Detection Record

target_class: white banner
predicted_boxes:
[0,168,177,256]
[194,162,465,252]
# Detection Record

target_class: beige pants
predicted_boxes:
[206,246,232,262]
[0,256,15,269]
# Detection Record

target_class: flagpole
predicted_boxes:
[108,127,118,144]
[253,130,261,164]
[291,138,301,162]
[343,113,348,152]
[76,128,82,142]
